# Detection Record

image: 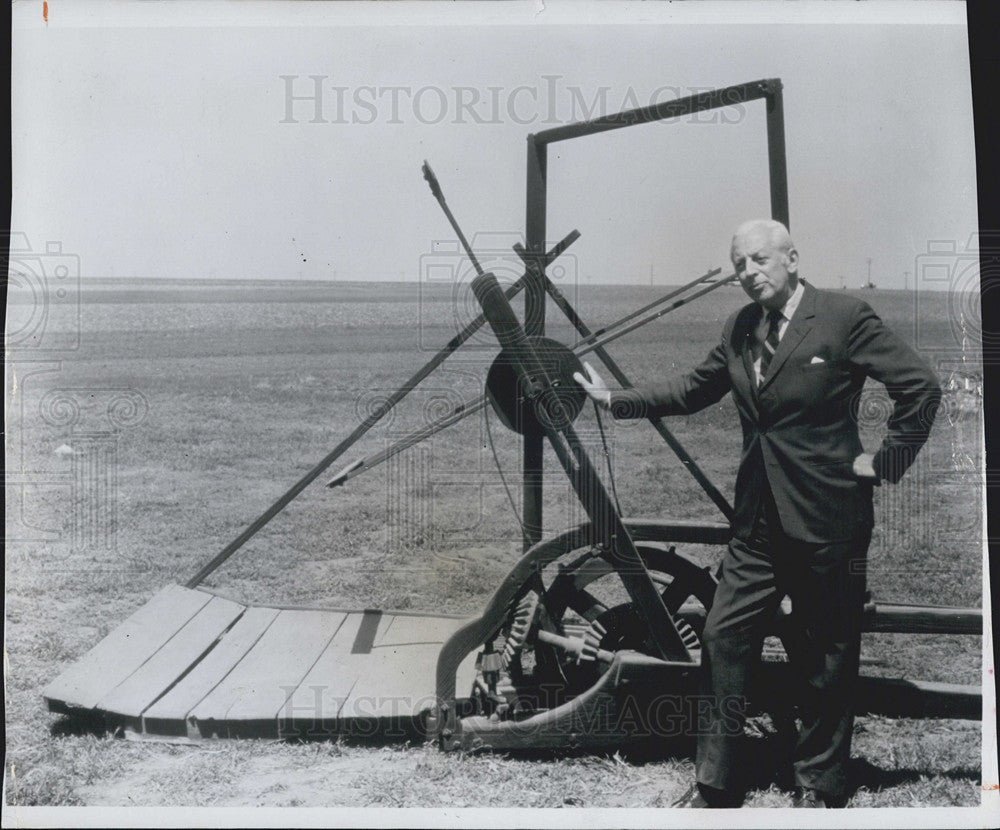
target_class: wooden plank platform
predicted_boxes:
[142,606,280,729]
[346,614,479,721]
[189,609,347,734]
[43,585,212,711]
[280,611,396,737]
[97,596,246,723]
[341,642,446,720]
[44,585,476,740]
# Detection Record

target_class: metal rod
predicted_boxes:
[326,397,488,488]
[576,274,738,358]
[536,629,614,664]
[565,267,722,347]
[422,160,484,277]
[533,79,776,145]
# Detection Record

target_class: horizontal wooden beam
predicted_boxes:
[862,601,982,635]
[532,78,778,145]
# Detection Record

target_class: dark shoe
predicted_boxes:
[671,783,734,808]
[672,784,711,808]
[792,787,829,808]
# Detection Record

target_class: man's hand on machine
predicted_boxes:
[573,362,612,409]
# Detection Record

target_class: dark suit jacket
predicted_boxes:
[610,281,942,542]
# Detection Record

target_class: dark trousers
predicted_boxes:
[695,488,871,800]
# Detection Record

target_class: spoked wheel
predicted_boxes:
[472,540,720,720]
[543,543,718,660]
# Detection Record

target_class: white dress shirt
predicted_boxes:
[752,279,805,385]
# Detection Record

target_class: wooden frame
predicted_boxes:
[520,78,789,551]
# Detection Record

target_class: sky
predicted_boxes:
[10,1,977,290]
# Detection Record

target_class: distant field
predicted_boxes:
[4,279,985,807]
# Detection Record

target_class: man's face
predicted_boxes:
[731,227,799,309]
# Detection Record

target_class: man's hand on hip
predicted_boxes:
[572,361,612,409]
[852,452,879,481]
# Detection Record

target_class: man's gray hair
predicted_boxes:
[732,219,795,255]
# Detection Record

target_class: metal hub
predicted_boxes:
[485,336,587,436]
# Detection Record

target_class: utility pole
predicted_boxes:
[649,262,654,286]
[904,270,910,291]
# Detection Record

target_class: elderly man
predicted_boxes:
[574,219,941,808]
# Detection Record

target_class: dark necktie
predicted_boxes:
[759,308,783,385]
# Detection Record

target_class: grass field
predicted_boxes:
[4,277,986,808]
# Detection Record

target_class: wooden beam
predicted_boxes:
[764,79,790,228]
[523,134,547,551]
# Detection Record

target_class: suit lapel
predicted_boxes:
[733,304,762,409]
[757,281,816,394]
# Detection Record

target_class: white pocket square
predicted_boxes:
[810,355,826,364]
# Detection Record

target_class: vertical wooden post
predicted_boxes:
[523,135,547,551]
[765,80,790,229]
